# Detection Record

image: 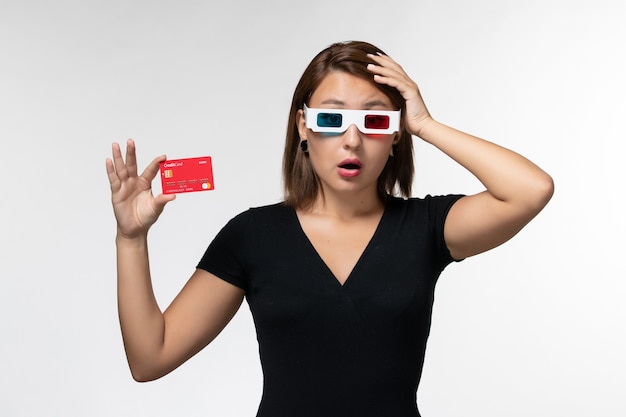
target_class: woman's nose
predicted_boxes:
[342,124,362,149]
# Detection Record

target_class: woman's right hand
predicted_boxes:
[106,139,176,239]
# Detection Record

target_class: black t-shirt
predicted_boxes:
[198,195,463,417]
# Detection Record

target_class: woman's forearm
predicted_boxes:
[418,118,554,210]
[116,233,166,381]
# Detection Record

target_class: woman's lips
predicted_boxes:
[337,158,362,177]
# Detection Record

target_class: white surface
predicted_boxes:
[1,0,624,415]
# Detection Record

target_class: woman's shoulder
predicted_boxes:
[225,201,294,228]
[384,194,465,227]
[387,194,465,209]
[238,201,292,217]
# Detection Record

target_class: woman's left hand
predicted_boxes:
[367,53,432,138]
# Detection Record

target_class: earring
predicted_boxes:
[389,145,395,157]
[300,140,309,153]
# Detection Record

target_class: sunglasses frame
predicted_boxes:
[303,104,401,135]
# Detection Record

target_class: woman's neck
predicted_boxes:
[305,188,385,220]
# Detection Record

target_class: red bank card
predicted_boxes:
[159,156,214,194]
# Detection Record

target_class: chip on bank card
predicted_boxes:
[159,156,214,194]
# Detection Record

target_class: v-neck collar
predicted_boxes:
[290,202,391,288]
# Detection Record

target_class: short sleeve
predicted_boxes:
[425,194,465,267]
[196,211,251,292]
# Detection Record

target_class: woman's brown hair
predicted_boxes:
[282,41,414,209]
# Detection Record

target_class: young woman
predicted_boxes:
[106,41,554,416]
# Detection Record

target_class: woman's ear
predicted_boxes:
[296,109,307,142]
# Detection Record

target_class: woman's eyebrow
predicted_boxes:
[363,100,390,108]
[319,99,346,106]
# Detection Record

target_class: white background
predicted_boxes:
[1,0,624,416]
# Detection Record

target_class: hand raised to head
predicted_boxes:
[367,53,433,138]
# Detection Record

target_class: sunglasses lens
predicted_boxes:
[364,115,390,130]
[317,113,343,128]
